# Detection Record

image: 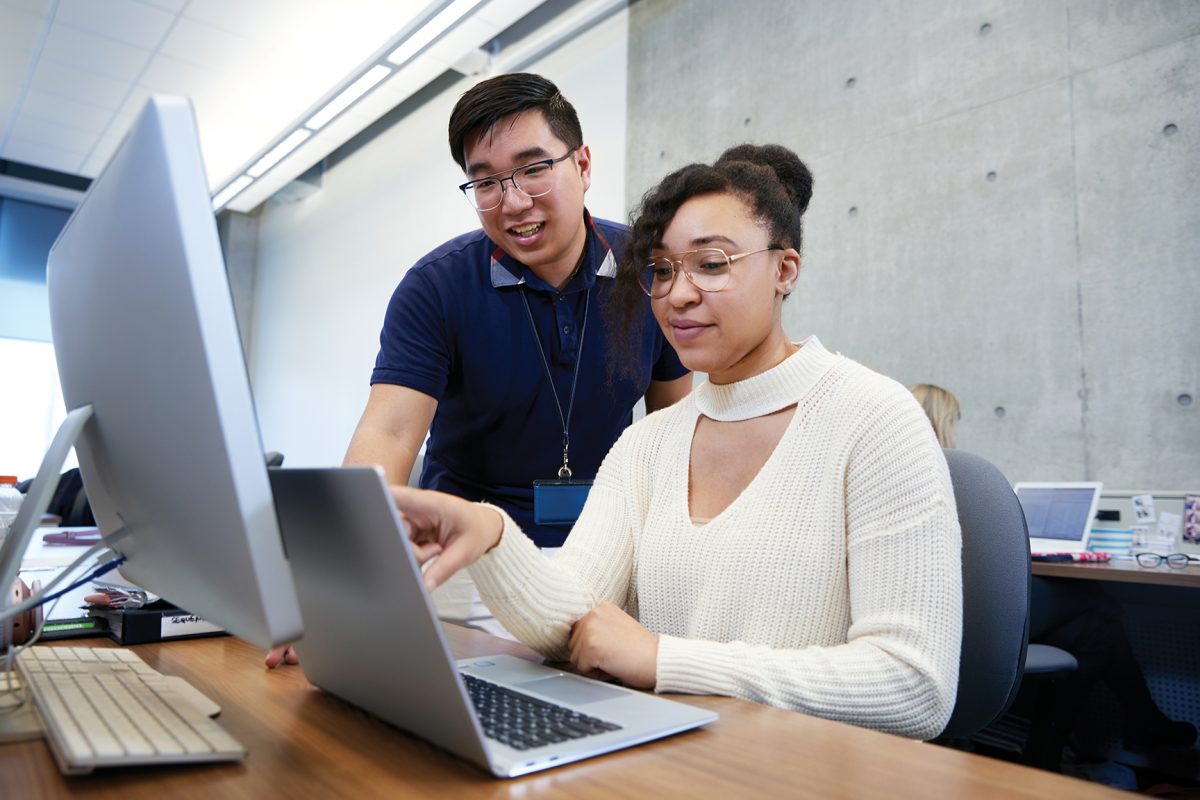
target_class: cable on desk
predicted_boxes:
[1,527,131,715]
[0,527,130,624]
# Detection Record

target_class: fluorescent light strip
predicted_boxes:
[387,0,479,66]
[246,129,313,178]
[306,64,393,131]
[212,175,253,210]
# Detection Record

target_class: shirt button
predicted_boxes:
[563,325,571,334]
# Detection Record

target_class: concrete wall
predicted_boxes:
[627,0,1200,488]
[248,9,630,466]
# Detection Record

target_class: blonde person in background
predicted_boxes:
[389,144,964,740]
[909,384,960,449]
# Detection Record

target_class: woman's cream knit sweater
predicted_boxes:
[469,337,962,740]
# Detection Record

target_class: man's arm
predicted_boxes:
[644,374,692,413]
[343,384,439,485]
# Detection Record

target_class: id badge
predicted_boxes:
[532,479,593,526]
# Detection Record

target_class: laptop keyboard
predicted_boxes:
[462,673,622,751]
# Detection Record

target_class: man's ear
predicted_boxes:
[575,144,592,194]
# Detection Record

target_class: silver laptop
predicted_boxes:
[1013,481,1103,553]
[269,467,717,778]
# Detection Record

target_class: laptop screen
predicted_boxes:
[1015,485,1100,543]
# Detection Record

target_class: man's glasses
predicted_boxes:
[1134,552,1191,569]
[458,150,576,212]
[638,246,782,298]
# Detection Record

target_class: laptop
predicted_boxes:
[269,467,717,778]
[1013,481,1103,554]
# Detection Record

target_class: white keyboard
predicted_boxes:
[14,645,245,774]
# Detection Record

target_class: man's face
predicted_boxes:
[462,110,591,283]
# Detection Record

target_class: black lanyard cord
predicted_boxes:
[519,287,590,478]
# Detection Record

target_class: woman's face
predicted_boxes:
[651,192,800,384]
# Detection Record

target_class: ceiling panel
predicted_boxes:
[79,134,126,177]
[0,0,55,13]
[30,60,130,109]
[8,113,95,152]
[3,137,86,173]
[0,6,44,49]
[159,17,249,70]
[0,43,34,80]
[54,0,175,51]
[138,52,221,95]
[19,89,113,134]
[139,0,186,12]
[0,88,21,121]
[183,0,304,38]
[40,24,153,82]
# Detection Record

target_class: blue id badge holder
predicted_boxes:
[522,286,595,528]
[533,476,593,526]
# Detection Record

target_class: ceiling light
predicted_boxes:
[387,0,480,67]
[246,130,313,178]
[306,65,393,131]
[212,175,253,210]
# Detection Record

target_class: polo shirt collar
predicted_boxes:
[488,209,616,291]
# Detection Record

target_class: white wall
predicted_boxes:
[249,9,629,466]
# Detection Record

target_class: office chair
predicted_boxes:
[1020,606,1080,770]
[937,449,1031,739]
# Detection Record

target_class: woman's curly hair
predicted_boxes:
[606,143,813,383]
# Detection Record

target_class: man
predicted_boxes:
[266,73,688,666]
[345,72,689,541]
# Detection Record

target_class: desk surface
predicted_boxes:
[1032,558,1200,588]
[4,626,1125,799]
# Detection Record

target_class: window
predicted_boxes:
[0,337,75,480]
[0,195,75,480]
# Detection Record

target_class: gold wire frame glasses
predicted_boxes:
[638,246,782,298]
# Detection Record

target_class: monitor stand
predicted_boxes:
[0,405,94,621]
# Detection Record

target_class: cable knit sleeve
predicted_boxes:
[654,385,963,740]
[468,433,638,661]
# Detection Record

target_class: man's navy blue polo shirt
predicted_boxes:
[372,211,686,547]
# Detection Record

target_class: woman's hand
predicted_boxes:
[568,602,659,690]
[390,486,504,592]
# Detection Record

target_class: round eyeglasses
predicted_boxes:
[638,246,782,298]
[1134,552,1190,569]
[458,150,576,212]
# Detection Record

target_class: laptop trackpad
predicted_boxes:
[515,675,627,705]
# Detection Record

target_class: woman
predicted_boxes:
[396,144,962,740]
[909,384,961,449]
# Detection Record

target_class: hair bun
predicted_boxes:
[715,143,813,216]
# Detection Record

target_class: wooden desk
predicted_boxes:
[1032,559,1200,589]
[4,626,1125,799]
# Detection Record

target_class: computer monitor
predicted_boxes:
[34,95,302,649]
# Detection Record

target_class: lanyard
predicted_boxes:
[520,287,590,478]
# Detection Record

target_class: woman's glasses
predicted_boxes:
[1134,552,1190,569]
[638,246,781,298]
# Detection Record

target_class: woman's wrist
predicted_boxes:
[477,504,504,552]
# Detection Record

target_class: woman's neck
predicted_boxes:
[708,327,799,385]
